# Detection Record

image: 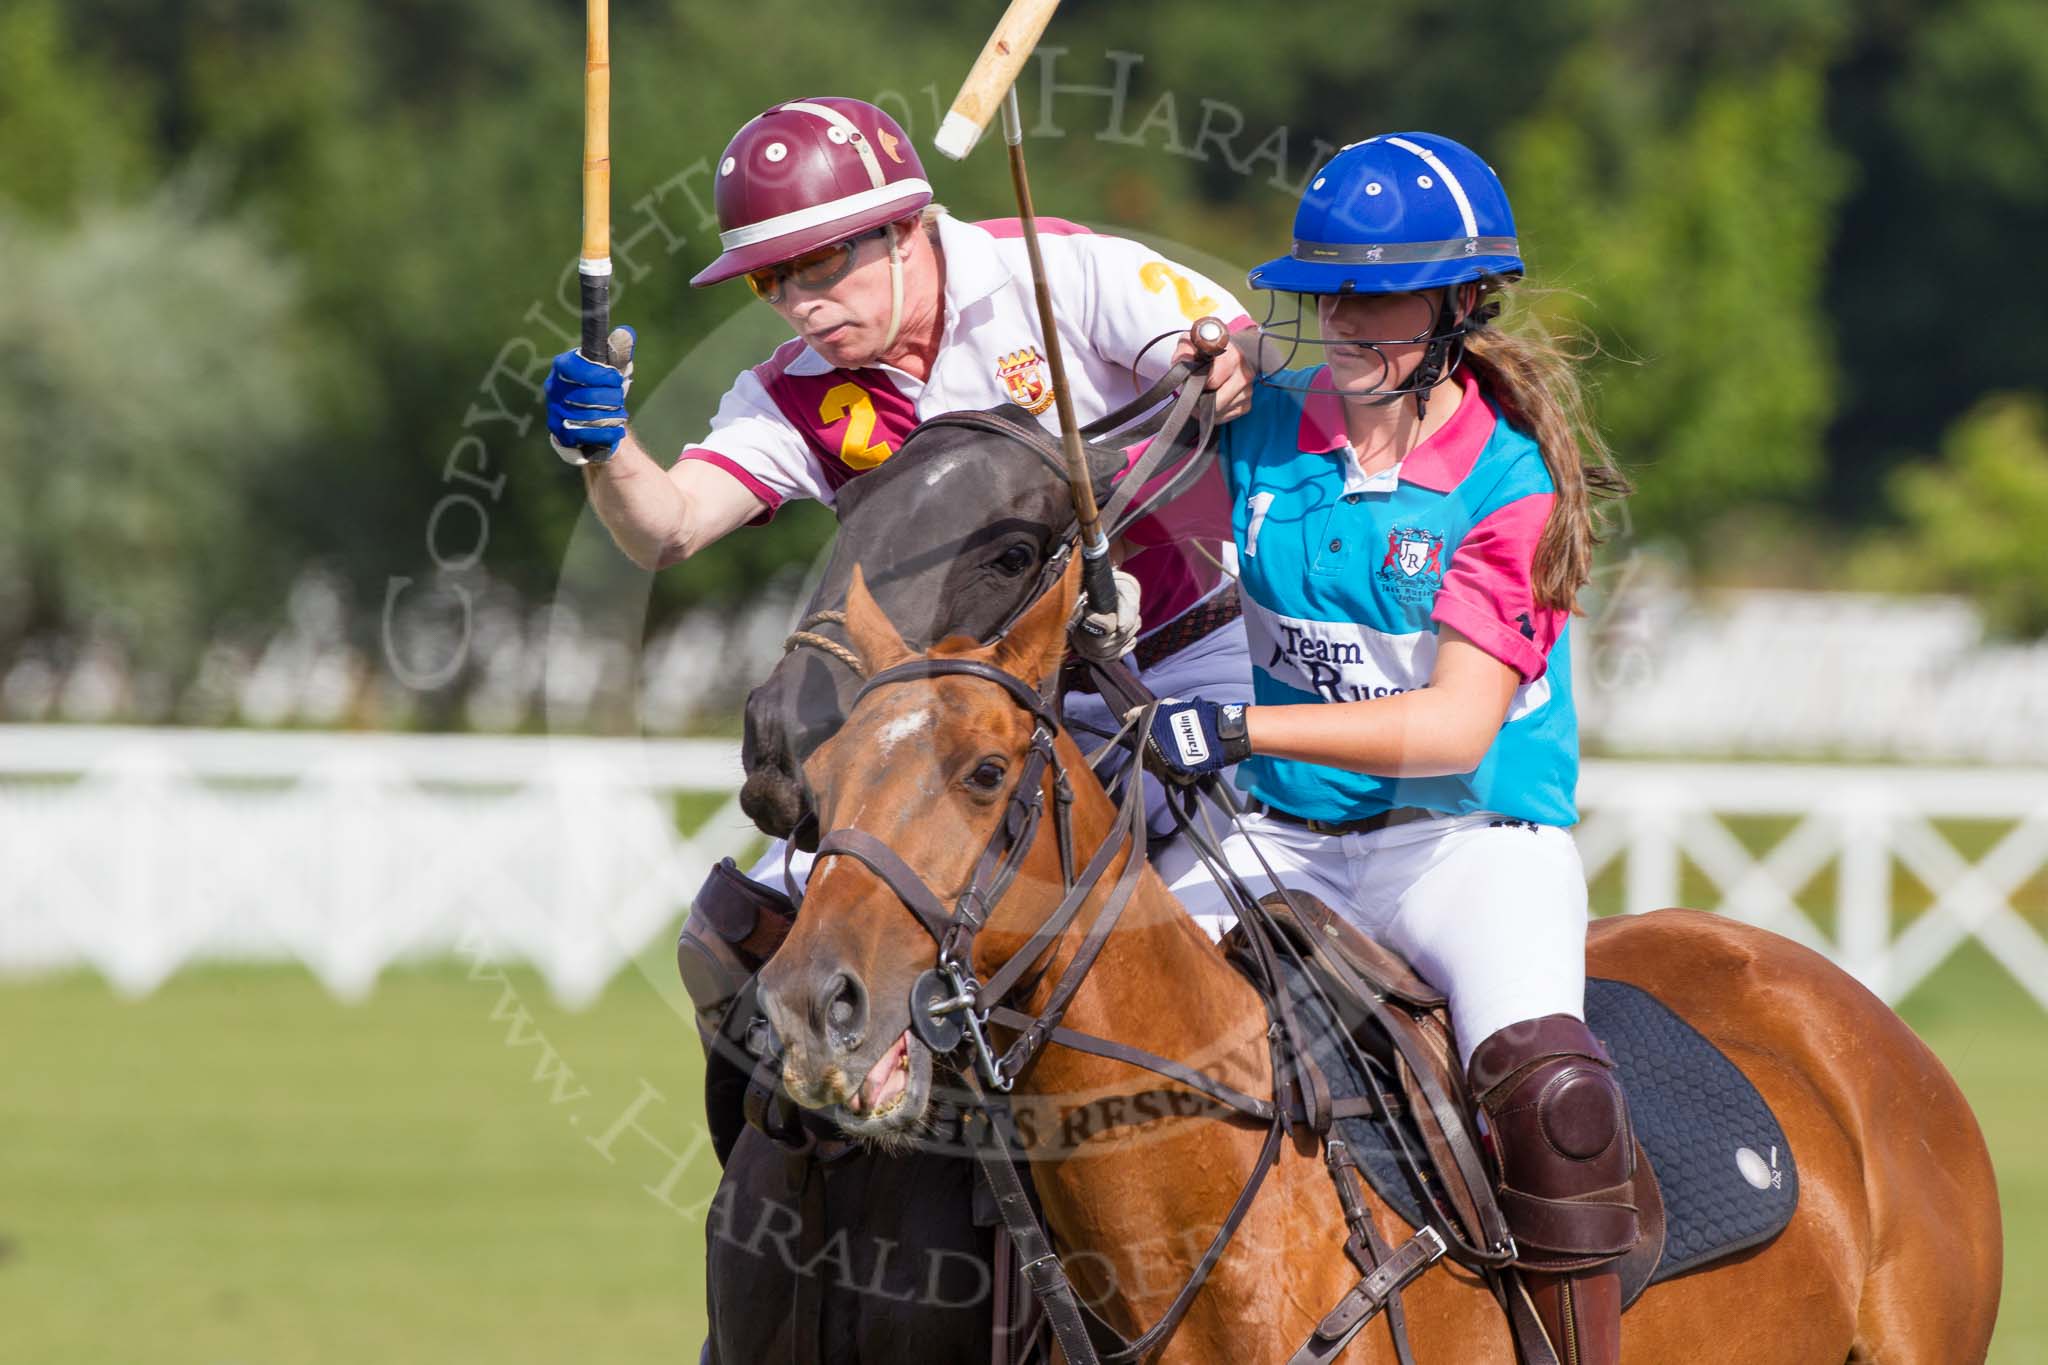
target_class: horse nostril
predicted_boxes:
[822,972,867,1053]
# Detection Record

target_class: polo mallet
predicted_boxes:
[932,0,1123,629]
[578,0,612,367]
[936,3,1232,634]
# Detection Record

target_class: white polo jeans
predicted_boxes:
[1153,808,1591,1068]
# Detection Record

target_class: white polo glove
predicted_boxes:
[1069,568,1143,663]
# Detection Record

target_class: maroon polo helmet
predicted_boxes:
[690,97,934,288]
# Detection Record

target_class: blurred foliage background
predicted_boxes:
[3,0,2045,725]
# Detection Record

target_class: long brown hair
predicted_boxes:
[1460,280,1632,611]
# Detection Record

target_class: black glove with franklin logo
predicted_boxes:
[1137,698,1254,783]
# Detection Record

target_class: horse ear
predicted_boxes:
[844,564,913,675]
[992,557,1082,687]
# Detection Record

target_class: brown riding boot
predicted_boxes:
[1468,1015,1640,1365]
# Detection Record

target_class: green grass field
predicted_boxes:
[3,932,2042,1363]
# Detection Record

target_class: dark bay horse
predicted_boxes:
[738,404,1127,842]
[758,563,2004,1363]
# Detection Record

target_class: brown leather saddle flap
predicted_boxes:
[1255,892,1493,1255]
[1263,888,1446,1011]
[1252,891,1667,1296]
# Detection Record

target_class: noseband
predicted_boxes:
[811,654,1149,1092]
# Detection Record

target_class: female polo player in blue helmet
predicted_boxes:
[1143,132,1637,1363]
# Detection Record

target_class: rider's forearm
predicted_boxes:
[1246,688,1498,779]
[582,429,693,571]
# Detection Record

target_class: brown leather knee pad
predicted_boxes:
[676,857,797,1052]
[1467,1014,1640,1272]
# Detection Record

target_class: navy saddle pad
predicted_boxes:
[1300,972,1799,1286]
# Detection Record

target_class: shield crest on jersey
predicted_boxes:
[1397,537,1433,576]
[996,347,1056,415]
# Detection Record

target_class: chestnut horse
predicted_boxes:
[757,564,2002,1364]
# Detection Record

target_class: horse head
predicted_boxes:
[738,405,1124,842]
[756,559,1088,1140]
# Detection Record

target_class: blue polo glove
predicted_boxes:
[1136,698,1253,782]
[545,326,636,465]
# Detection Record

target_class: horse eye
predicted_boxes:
[993,544,1034,575]
[966,759,1007,792]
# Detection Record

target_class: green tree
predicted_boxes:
[1856,392,2048,637]
[0,194,318,690]
[1507,52,1847,549]
[0,0,152,222]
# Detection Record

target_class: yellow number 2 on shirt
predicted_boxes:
[820,382,894,469]
[1140,261,1221,321]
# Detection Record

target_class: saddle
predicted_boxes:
[1242,890,1670,1313]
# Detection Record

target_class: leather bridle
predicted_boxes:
[810,655,1144,1095]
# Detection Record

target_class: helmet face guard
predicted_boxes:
[1254,285,1499,407]
[1247,132,1520,410]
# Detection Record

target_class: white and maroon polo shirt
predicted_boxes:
[679,213,1250,628]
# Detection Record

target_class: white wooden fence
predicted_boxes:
[3,726,2045,1011]
[0,725,753,1007]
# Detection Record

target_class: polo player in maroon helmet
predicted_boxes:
[690,96,935,359]
[542,93,1260,1132]
[543,94,1257,782]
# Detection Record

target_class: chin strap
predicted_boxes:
[1410,292,1465,423]
[878,221,907,357]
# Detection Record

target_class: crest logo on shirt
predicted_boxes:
[1378,526,1445,600]
[996,346,1057,414]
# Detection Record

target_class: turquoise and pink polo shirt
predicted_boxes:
[1219,366,1578,826]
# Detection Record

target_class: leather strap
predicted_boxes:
[1107,1117,1290,1363]
[1297,1137,1434,1365]
[1497,1184,1642,1262]
[1499,1270,1565,1365]
[812,827,958,942]
[967,1088,1108,1365]
[991,1225,1014,1365]
[1263,883,1516,1266]
[1097,376,1211,533]
[1251,800,1440,839]
[857,657,1061,733]
[981,1007,1277,1122]
[1285,1227,1443,1365]
[978,768,1142,1005]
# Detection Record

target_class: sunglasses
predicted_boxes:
[744,227,889,304]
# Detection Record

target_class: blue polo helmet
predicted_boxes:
[1249,133,1522,296]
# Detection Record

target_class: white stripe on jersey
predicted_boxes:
[1246,602,1549,719]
